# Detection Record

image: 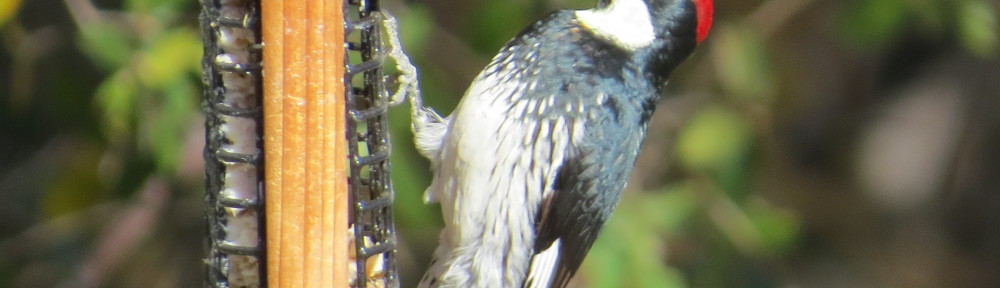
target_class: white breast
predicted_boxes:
[421,65,584,287]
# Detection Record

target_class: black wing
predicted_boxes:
[524,127,641,288]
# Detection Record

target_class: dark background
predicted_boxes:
[1,0,998,287]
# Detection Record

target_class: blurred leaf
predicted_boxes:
[958,0,998,57]
[712,25,775,104]
[585,200,688,288]
[78,21,133,70]
[468,1,533,54]
[582,186,696,288]
[143,77,196,173]
[746,200,800,255]
[397,6,434,59]
[840,0,907,49]
[126,0,187,21]
[908,0,948,36]
[0,0,21,27]
[584,221,630,287]
[628,192,689,288]
[676,106,753,178]
[631,254,686,288]
[137,28,201,88]
[43,144,104,219]
[638,185,699,233]
[95,70,137,141]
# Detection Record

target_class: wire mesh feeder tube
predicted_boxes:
[345,0,400,287]
[200,0,266,287]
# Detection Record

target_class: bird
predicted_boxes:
[391,0,714,286]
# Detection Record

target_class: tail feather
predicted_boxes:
[412,106,448,163]
[418,238,452,288]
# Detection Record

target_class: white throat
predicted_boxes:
[574,0,656,50]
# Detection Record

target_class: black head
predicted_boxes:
[572,0,713,85]
[646,0,713,43]
[641,0,713,84]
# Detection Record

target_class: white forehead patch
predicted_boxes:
[574,0,656,50]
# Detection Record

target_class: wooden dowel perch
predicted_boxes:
[261,0,348,286]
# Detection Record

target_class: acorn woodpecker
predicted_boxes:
[384,0,714,286]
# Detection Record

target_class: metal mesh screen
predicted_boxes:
[200,0,266,287]
[345,0,400,287]
[201,0,398,286]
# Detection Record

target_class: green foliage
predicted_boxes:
[1,0,202,281]
[42,144,105,219]
[85,6,201,174]
[78,22,135,70]
[137,29,201,88]
[468,1,534,54]
[143,75,197,172]
[712,26,775,104]
[744,201,799,254]
[396,6,434,59]
[676,106,754,196]
[0,0,21,27]
[841,0,998,55]
[95,71,138,142]
[584,185,697,288]
[840,0,911,48]
[9,0,205,225]
[958,0,999,56]
[125,0,189,16]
